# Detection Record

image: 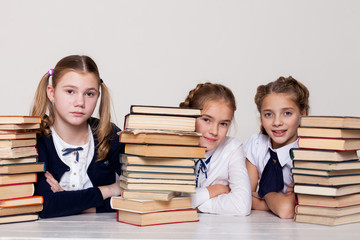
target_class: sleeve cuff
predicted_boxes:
[191,187,210,208]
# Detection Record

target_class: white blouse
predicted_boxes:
[50,125,94,191]
[244,134,298,193]
[191,137,252,215]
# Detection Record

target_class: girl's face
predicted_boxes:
[47,71,100,129]
[196,99,233,152]
[261,93,305,149]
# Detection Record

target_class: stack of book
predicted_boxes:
[111,105,205,226]
[0,116,45,224]
[292,116,360,226]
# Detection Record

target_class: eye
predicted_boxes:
[66,89,74,94]
[202,118,210,123]
[284,111,292,116]
[264,112,272,117]
[86,92,94,97]
[220,122,228,127]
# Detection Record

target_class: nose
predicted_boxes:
[209,123,218,136]
[74,94,85,108]
[273,115,283,127]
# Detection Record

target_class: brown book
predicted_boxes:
[0,183,34,200]
[124,144,205,158]
[293,160,360,171]
[121,190,180,201]
[116,208,198,226]
[0,156,37,165]
[124,114,196,132]
[111,197,192,212]
[0,204,43,216]
[296,193,360,208]
[0,116,41,125]
[0,196,43,208]
[291,168,360,176]
[0,173,37,185]
[122,170,196,180]
[119,129,201,146]
[0,139,37,148]
[300,116,360,129]
[122,164,195,174]
[294,212,360,226]
[298,127,360,139]
[298,137,360,151]
[130,105,201,117]
[295,204,360,217]
[120,181,195,193]
[0,146,38,159]
[120,154,195,167]
[290,148,358,162]
[0,213,38,224]
[0,123,40,131]
[120,175,195,185]
[294,184,360,196]
[0,163,44,174]
[0,132,36,140]
[293,174,360,186]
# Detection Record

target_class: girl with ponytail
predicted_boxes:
[31,55,124,218]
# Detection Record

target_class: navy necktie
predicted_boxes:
[258,149,284,198]
[195,155,212,187]
[62,147,84,162]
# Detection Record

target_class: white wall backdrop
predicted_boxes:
[0,0,359,142]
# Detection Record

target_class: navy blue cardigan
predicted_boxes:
[35,118,124,218]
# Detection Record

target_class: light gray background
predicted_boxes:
[1,0,359,142]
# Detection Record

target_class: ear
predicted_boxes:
[46,85,55,102]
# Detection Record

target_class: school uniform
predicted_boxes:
[244,134,298,193]
[35,118,124,218]
[192,137,252,215]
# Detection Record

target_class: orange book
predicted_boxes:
[0,116,41,125]
[0,196,43,208]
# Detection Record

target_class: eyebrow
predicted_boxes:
[202,114,232,122]
[62,85,98,91]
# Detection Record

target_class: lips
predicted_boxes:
[71,112,85,117]
[203,136,217,143]
[272,130,287,137]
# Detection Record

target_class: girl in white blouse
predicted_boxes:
[244,76,310,219]
[180,82,251,215]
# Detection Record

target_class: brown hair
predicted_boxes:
[31,55,113,161]
[180,82,236,115]
[254,76,310,134]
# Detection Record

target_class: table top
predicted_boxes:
[0,210,360,239]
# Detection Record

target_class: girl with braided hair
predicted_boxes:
[180,82,251,215]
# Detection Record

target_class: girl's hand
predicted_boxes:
[207,184,231,199]
[98,181,123,200]
[45,171,64,193]
[285,182,294,195]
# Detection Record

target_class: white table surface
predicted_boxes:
[0,210,360,240]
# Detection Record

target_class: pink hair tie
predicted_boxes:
[48,69,54,76]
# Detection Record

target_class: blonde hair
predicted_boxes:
[180,82,236,115]
[254,76,310,135]
[31,55,113,161]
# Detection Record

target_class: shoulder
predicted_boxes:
[213,137,243,158]
[243,134,269,162]
[244,134,269,150]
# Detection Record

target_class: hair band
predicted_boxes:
[48,69,54,76]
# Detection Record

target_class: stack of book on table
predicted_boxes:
[0,116,45,224]
[111,105,205,226]
[292,116,360,226]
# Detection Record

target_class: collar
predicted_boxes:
[267,137,299,167]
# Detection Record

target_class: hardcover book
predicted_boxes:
[116,208,198,226]
[295,204,360,217]
[122,163,195,174]
[0,132,37,140]
[122,170,196,180]
[124,144,206,158]
[293,160,360,171]
[121,190,180,201]
[0,183,34,200]
[294,212,360,226]
[124,114,197,132]
[0,173,37,185]
[0,162,45,174]
[120,154,195,167]
[0,204,43,216]
[111,196,192,212]
[119,129,201,146]
[293,174,360,186]
[0,213,38,224]
[297,127,360,139]
[120,175,195,185]
[294,184,360,196]
[0,139,37,148]
[298,137,360,151]
[130,105,201,117]
[0,116,41,125]
[299,116,360,129]
[120,181,195,193]
[296,193,360,208]
[0,196,43,208]
[290,148,358,162]
[0,146,38,159]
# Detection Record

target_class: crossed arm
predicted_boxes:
[246,159,295,219]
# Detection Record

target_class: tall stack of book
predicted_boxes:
[111,105,205,226]
[0,116,45,224]
[292,116,360,226]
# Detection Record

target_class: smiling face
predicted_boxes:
[261,93,305,149]
[47,71,100,129]
[195,99,233,151]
